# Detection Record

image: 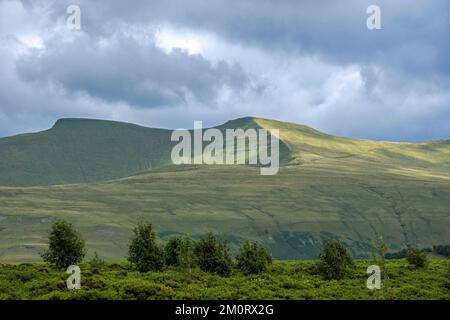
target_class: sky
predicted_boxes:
[0,0,449,142]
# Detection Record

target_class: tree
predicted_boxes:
[406,246,428,268]
[164,236,183,267]
[41,220,85,269]
[371,235,389,291]
[236,240,272,275]
[194,233,232,276]
[128,222,164,272]
[179,235,196,279]
[215,241,233,276]
[372,235,388,275]
[318,239,354,280]
[372,235,387,265]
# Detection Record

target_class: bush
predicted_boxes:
[41,220,85,269]
[194,233,232,276]
[128,222,164,272]
[385,249,408,259]
[433,245,450,257]
[164,236,183,267]
[406,247,428,268]
[121,281,173,300]
[236,240,272,275]
[89,252,106,273]
[318,240,353,280]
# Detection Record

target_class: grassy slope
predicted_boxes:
[0,260,449,300]
[0,117,292,187]
[0,119,175,186]
[0,117,449,261]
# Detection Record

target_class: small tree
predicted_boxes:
[41,220,85,269]
[164,236,183,267]
[236,240,272,275]
[372,235,388,274]
[179,235,196,279]
[406,247,428,268]
[371,235,389,291]
[215,241,233,276]
[372,235,387,265]
[128,222,164,272]
[318,239,353,280]
[194,233,232,276]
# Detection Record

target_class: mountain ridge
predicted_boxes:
[0,116,449,187]
[0,117,296,187]
[0,117,449,261]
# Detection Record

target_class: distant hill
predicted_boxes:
[0,117,449,261]
[0,117,293,186]
[0,118,174,186]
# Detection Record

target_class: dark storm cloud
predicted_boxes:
[16,31,249,108]
[57,0,450,75]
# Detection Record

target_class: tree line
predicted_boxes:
[41,220,435,281]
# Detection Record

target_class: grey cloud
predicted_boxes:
[53,0,450,76]
[16,30,250,108]
[15,0,450,82]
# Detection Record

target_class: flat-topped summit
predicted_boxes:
[51,118,147,130]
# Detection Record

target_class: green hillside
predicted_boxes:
[0,117,449,261]
[0,119,174,186]
[0,117,291,186]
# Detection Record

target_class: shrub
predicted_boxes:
[164,236,183,267]
[194,233,232,276]
[41,220,85,269]
[128,222,164,272]
[121,281,173,300]
[236,240,272,275]
[406,247,428,268]
[385,249,408,259]
[318,240,353,280]
[433,245,450,257]
[89,252,106,273]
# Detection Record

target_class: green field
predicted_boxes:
[0,117,449,261]
[0,259,448,300]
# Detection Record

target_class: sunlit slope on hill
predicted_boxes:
[255,118,450,179]
[0,117,292,186]
[0,164,449,261]
[0,117,449,261]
